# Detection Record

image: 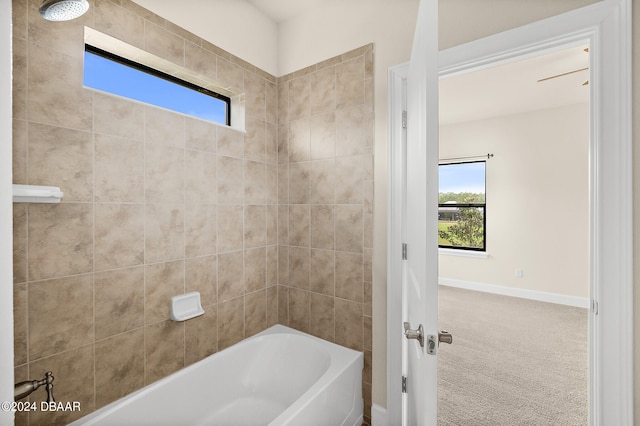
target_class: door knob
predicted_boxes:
[403,322,424,347]
[439,330,453,345]
[426,330,453,355]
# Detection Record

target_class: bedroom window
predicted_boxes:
[438,160,486,251]
[84,44,230,126]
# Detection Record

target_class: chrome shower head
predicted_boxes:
[39,0,89,22]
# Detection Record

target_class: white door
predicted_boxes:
[402,0,440,424]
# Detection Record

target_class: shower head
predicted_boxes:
[39,0,90,22]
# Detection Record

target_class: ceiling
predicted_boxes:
[245,0,324,23]
[439,44,590,125]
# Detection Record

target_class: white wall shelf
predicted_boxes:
[12,184,64,203]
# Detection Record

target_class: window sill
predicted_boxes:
[438,248,489,259]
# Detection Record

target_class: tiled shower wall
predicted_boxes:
[12,0,278,423]
[276,45,374,422]
[12,0,373,424]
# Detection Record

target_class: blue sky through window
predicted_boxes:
[439,161,486,194]
[84,50,228,125]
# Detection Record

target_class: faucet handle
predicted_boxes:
[43,371,54,403]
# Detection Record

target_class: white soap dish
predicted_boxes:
[170,292,205,322]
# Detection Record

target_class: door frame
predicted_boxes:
[386,0,632,424]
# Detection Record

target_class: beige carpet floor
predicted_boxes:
[438,286,589,425]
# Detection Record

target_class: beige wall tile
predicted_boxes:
[145,204,185,263]
[217,297,244,350]
[310,66,336,116]
[217,155,244,204]
[29,274,94,361]
[310,112,336,160]
[277,123,289,164]
[218,251,244,302]
[266,164,278,204]
[185,306,218,365]
[28,122,93,202]
[12,119,27,183]
[267,245,278,287]
[335,252,364,302]
[309,159,335,204]
[278,164,289,204]
[245,72,266,121]
[289,205,310,247]
[217,205,243,253]
[309,249,335,296]
[184,204,217,257]
[245,160,266,205]
[13,204,27,284]
[185,255,217,307]
[217,57,244,93]
[95,329,145,408]
[245,290,267,337]
[145,145,184,204]
[13,282,27,366]
[288,162,310,204]
[288,76,310,121]
[244,205,266,248]
[267,285,279,326]
[335,204,363,254]
[245,247,266,293]
[310,204,334,250]
[288,247,310,290]
[310,292,335,341]
[94,0,145,49]
[266,121,278,164]
[95,203,145,271]
[186,117,217,153]
[93,92,144,140]
[336,56,365,110]
[335,298,363,351]
[277,285,289,325]
[145,106,186,148]
[185,42,217,82]
[27,44,92,131]
[144,21,185,67]
[336,106,366,157]
[145,320,185,384]
[217,125,244,158]
[28,203,93,281]
[95,133,144,202]
[95,266,144,340]
[185,149,217,205]
[145,260,185,324]
[288,288,310,333]
[278,246,289,286]
[288,118,310,162]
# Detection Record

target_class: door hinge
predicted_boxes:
[402,376,407,393]
[402,110,407,129]
[402,243,407,260]
[592,299,599,315]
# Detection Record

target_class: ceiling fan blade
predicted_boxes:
[537,67,589,83]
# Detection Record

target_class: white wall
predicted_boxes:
[439,103,590,299]
[1,1,14,424]
[130,0,279,75]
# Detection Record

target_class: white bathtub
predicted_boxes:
[72,325,363,425]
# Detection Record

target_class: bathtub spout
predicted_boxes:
[15,371,55,402]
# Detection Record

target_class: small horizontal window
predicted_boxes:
[83,44,230,126]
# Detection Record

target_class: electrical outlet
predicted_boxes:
[515,268,523,278]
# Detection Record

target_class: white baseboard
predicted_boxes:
[439,278,590,309]
[371,403,388,426]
